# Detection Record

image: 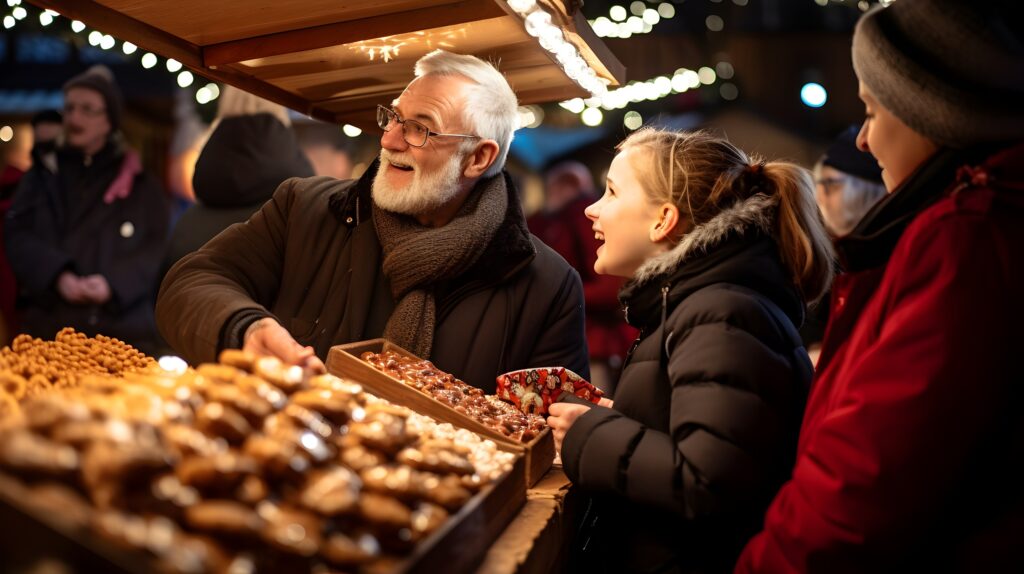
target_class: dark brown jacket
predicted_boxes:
[156,161,589,392]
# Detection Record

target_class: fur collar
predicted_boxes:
[631,193,777,288]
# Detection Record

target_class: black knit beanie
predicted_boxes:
[822,125,882,184]
[851,0,1024,148]
[63,65,123,132]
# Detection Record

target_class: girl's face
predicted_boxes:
[856,83,939,192]
[584,148,669,278]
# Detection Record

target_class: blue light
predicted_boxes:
[801,82,827,108]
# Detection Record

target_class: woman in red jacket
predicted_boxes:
[737,1,1024,572]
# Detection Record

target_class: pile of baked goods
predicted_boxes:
[0,349,515,573]
[0,328,154,401]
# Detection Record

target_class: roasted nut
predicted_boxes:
[195,402,253,444]
[299,466,361,516]
[336,437,388,472]
[218,349,257,372]
[396,442,474,476]
[258,504,322,557]
[291,389,354,426]
[358,492,412,529]
[254,356,306,394]
[196,364,246,384]
[176,452,258,494]
[0,429,79,475]
[185,500,265,538]
[321,532,380,566]
[410,503,449,540]
[236,475,269,505]
[243,434,310,481]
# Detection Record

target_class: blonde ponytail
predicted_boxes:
[761,161,835,304]
[620,128,835,304]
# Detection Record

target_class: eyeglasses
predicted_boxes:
[376,105,480,148]
[816,176,848,194]
[63,103,106,118]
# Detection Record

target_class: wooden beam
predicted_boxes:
[203,0,506,67]
[27,0,203,69]
[201,64,316,116]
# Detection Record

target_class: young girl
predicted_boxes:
[548,129,834,573]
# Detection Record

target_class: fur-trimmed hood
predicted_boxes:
[631,193,776,288]
[619,192,805,332]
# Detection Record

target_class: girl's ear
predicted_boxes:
[650,203,681,242]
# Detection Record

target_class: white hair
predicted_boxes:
[414,50,519,178]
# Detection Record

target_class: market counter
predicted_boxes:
[477,466,579,574]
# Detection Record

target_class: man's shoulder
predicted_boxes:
[527,233,576,275]
[279,175,357,201]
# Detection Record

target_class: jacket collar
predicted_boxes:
[629,193,776,290]
[620,192,804,331]
[837,141,1023,273]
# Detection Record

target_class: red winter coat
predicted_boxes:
[737,141,1024,573]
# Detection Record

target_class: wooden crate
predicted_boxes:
[327,339,556,486]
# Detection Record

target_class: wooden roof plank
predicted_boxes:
[203,0,507,67]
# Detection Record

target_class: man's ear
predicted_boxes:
[463,139,501,179]
[649,203,681,242]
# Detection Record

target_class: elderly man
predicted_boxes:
[157,50,589,392]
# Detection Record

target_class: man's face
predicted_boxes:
[63,87,111,154]
[371,75,475,215]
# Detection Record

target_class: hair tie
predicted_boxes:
[737,160,770,198]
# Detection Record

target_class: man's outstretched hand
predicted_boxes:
[243,317,325,373]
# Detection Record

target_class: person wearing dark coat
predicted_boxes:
[547,129,835,573]
[161,97,314,275]
[4,66,169,354]
[156,50,589,390]
[737,1,1024,571]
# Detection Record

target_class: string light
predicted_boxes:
[505,0,608,96]
[177,70,194,88]
[342,124,362,137]
[165,58,182,73]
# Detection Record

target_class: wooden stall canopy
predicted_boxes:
[29,0,626,128]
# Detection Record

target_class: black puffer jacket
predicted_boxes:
[561,193,813,574]
[162,114,314,274]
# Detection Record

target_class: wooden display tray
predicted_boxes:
[0,452,524,574]
[327,339,556,487]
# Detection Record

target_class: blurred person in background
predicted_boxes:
[0,110,64,344]
[528,160,637,393]
[298,121,357,181]
[738,1,1024,571]
[4,66,169,355]
[161,85,314,275]
[800,125,885,356]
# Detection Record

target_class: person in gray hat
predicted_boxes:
[738,0,1024,571]
[4,65,170,354]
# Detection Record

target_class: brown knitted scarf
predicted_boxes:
[372,174,508,357]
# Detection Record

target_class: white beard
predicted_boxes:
[372,148,465,215]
